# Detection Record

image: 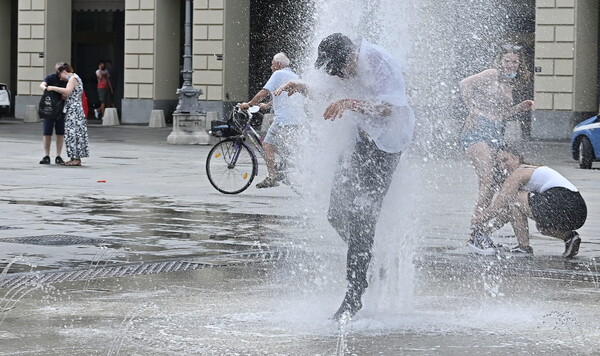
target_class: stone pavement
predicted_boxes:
[0,118,599,355]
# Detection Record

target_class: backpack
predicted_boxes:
[38,90,63,118]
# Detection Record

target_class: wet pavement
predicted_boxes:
[1,118,600,355]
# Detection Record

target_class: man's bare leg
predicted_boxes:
[56,135,64,157]
[263,142,276,179]
[43,135,51,157]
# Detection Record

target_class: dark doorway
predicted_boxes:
[71,10,124,118]
[248,0,314,97]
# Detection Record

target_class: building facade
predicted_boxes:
[0,0,598,139]
[533,0,598,138]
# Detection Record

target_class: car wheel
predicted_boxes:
[579,137,594,169]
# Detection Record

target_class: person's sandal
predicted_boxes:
[64,159,81,166]
[256,176,279,189]
[39,156,50,164]
[55,156,65,165]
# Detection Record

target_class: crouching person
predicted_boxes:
[472,148,587,258]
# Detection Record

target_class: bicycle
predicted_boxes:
[206,105,294,194]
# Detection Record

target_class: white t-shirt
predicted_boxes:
[346,38,415,153]
[263,67,305,126]
[525,166,578,193]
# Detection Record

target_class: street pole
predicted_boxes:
[167,0,210,144]
[174,0,202,114]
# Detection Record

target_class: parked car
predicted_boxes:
[571,115,600,169]
[0,83,11,118]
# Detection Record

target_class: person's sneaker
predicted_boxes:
[39,156,50,164]
[333,291,362,322]
[508,245,534,255]
[467,232,497,255]
[562,232,581,258]
[55,156,65,165]
[256,176,279,189]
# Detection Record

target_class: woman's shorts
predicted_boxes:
[529,187,587,231]
[461,115,504,150]
[43,115,65,136]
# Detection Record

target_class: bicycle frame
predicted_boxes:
[222,108,264,173]
[206,106,300,194]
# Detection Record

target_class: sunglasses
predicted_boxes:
[501,44,523,51]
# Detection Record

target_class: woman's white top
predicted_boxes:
[524,166,578,193]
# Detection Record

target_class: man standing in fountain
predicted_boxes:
[276,33,415,321]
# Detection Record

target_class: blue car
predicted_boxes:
[571,115,600,169]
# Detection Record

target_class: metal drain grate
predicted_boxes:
[0,249,288,289]
[0,226,22,230]
[0,234,117,246]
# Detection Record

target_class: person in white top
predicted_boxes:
[240,52,305,188]
[275,33,415,321]
[473,148,587,258]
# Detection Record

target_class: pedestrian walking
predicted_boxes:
[95,60,112,119]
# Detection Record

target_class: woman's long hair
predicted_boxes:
[493,46,531,91]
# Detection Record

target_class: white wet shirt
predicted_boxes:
[263,67,305,126]
[347,38,415,153]
[524,166,578,193]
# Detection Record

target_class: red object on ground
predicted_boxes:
[97,180,106,183]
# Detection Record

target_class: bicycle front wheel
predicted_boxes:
[206,138,257,194]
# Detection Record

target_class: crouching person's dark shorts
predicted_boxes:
[529,187,587,231]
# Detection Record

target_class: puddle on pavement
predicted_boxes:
[0,196,299,274]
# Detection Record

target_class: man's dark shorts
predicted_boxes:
[529,187,587,231]
[43,115,65,136]
[98,88,109,103]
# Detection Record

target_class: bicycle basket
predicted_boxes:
[249,111,264,129]
[210,120,239,137]
[228,110,250,132]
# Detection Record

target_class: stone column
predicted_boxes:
[14,0,71,119]
[122,0,180,124]
[534,0,598,139]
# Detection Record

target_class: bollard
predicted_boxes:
[24,105,40,123]
[149,110,166,128]
[102,107,119,126]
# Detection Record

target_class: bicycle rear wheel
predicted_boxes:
[206,138,257,194]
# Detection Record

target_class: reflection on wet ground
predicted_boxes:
[419,246,600,284]
[1,261,598,355]
[1,197,600,354]
[0,196,297,275]
[2,195,600,291]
